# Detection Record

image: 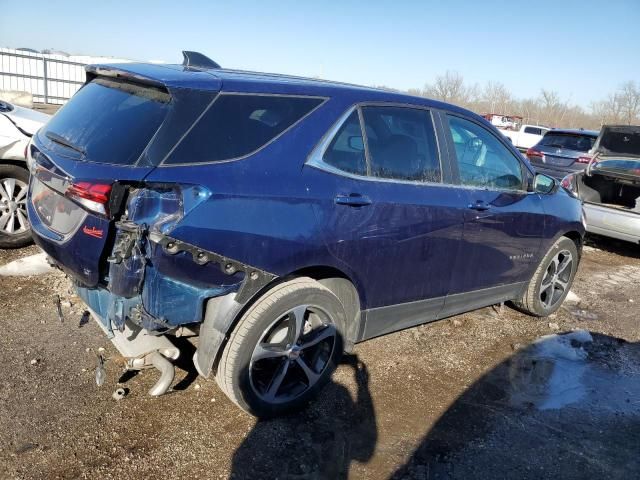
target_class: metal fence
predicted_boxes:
[0,48,88,104]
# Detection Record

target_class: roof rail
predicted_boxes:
[182,51,221,70]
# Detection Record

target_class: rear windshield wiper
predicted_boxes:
[45,131,86,156]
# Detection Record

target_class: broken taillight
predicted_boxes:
[66,182,112,216]
[560,174,578,198]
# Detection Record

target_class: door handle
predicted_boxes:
[335,193,372,207]
[468,200,491,211]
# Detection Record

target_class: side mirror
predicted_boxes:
[533,173,556,194]
[348,136,364,152]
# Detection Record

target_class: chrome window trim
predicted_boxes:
[306,103,446,187]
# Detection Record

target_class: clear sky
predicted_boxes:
[1,0,639,108]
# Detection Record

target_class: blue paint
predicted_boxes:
[29,62,585,333]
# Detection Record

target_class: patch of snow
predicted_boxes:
[0,252,52,276]
[534,330,592,362]
[564,291,580,304]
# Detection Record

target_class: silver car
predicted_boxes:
[561,125,640,244]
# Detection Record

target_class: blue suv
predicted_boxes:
[27,52,584,416]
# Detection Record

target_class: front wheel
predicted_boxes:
[513,236,579,317]
[216,277,346,417]
[0,164,31,248]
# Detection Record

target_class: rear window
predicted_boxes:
[524,126,542,135]
[164,94,325,164]
[538,132,595,152]
[40,78,170,165]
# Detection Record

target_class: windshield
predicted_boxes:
[40,77,170,165]
[538,132,596,152]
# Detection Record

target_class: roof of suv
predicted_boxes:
[89,61,476,118]
[548,128,599,137]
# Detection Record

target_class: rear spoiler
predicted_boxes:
[84,58,222,93]
[85,64,167,90]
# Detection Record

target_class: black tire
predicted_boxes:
[514,236,579,317]
[0,164,32,249]
[216,277,346,417]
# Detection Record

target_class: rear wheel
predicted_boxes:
[514,236,579,316]
[0,164,31,249]
[216,277,346,417]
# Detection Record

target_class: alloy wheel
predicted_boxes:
[0,177,29,235]
[540,249,573,309]
[249,304,337,404]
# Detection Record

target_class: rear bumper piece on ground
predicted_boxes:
[583,203,640,243]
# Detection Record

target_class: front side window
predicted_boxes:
[361,106,441,182]
[524,126,542,135]
[447,115,524,191]
[164,94,324,164]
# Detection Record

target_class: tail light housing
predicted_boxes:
[66,182,112,216]
[576,155,592,164]
[560,174,578,198]
[526,148,545,161]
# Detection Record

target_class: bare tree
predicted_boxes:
[423,71,478,107]
[482,81,512,114]
[618,81,640,125]
[402,72,638,130]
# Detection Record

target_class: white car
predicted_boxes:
[501,124,550,151]
[0,100,50,247]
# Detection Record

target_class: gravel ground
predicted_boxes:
[0,236,639,479]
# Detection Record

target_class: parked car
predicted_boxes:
[561,125,640,244]
[0,100,50,247]
[27,53,585,417]
[526,128,599,179]
[501,124,550,151]
[482,113,521,130]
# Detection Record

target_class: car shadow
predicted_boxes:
[390,331,640,479]
[585,233,640,259]
[229,353,377,480]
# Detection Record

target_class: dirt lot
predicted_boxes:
[0,236,639,479]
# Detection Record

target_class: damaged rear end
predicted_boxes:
[27,63,271,394]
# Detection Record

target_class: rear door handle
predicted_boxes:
[468,200,491,211]
[335,193,372,207]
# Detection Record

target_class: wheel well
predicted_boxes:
[0,159,28,170]
[289,266,362,351]
[563,231,583,256]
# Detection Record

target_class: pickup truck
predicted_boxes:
[500,124,550,151]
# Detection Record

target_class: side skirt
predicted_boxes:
[359,282,526,342]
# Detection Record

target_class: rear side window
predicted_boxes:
[361,106,441,182]
[164,94,324,164]
[322,111,367,175]
[539,133,595,152]
[40,78,170,165]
